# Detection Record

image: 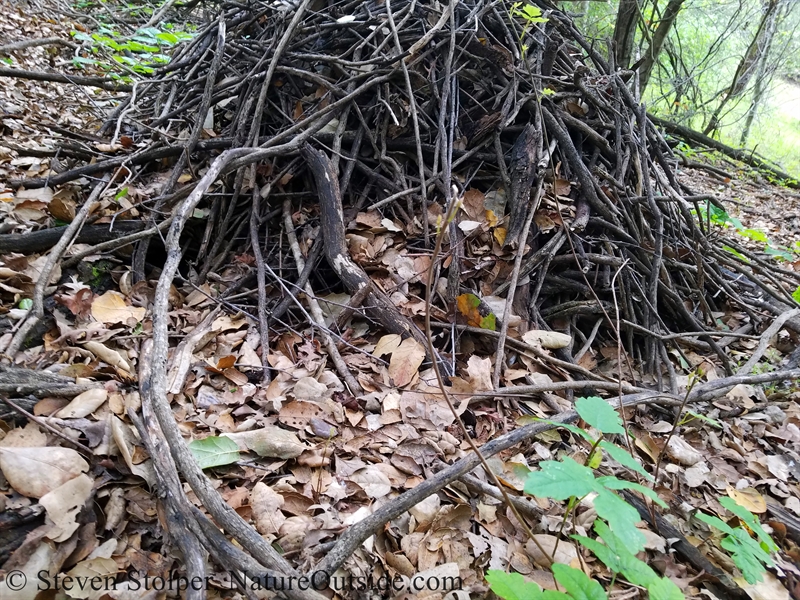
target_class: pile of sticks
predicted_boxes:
[12,0,799,377]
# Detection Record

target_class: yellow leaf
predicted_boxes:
[91,291,145,324]
[727,486,767,514]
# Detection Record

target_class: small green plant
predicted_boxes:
[696,496,778,584]
[71,25,193,76]
[485,396,779,599]
[695,201,797,262]
[509,3,548,57]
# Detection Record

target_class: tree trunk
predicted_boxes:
[703,0,779,136]
[612,0,640,68]
[639,0,686,92]
[740,0,783,145]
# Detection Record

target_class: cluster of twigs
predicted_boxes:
[11,0,800,373]
[6,0,800,595]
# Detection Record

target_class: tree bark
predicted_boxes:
[740,0,784,145]
[612,0,640,68]
[639,0,686,91]
[703,0,779,136]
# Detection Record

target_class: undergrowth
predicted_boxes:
[485,397,779,600]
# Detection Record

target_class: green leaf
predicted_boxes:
[682,409,722,428]
[485,571,544,600]
[575,396,624,435]
[738,228,768,243]
[18,298,33,310]
[593,489,646,552]
[544,421,596,443]
[592,521,659,588]
[598,441,653,480]
[550,564,606,600]
[572,534,623,573]
[72,31,94,42]
[156,31,179,44]
[719,496,778,551]
[596,477,667,508]
[721,529,773,584]
[793,285,800,305]
[765,245,793,261]
[524,457,598,499]
[696,508,774,584]
[648,576,684,600]
[189,436,240,469]
[542,592,571,600]
[125,40,160,53]
[722,245,749,262]
[695,512,737,536]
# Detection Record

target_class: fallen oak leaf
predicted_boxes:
[251,482,286,536]
[91,290,145,325]
[40,473,94,543]
[387,337,425,387]
[110,417,157,485]
[55,388,108,419]
[0,446,89,498]
[223,426,306,459]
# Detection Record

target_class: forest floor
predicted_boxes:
[2,1,800,600]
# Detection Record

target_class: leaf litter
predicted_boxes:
[0,0,800,598]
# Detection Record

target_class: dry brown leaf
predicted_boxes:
[388,337,425,387]
[250,482,286,536]
[62,557,118,599]
[374,333,402,357]
[15,186,53,203]
[223,426,306,459]
[461,188,486,219]
[409,494,440,526]
[0,541,56,599]
[350,465,392,498]
[91,291,146,324]
[466,355,493,392]
[0,421,47,447]
[727,384,756,408]
[727,486,767,514]
[400,391,458,430]
[526,534,580,567]
[735,572,790,600]
[293,376,329,402]
[0,446,89,498]
[522,329,572,349]
[238,340,261,368]
[41,473,93,542]
[55,388,108,419]
[666,436,703,466]
[49,194,76,222]
[110,416,156,486]
[84,341,133,374]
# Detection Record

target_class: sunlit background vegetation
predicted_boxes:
[561,0,800,177]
